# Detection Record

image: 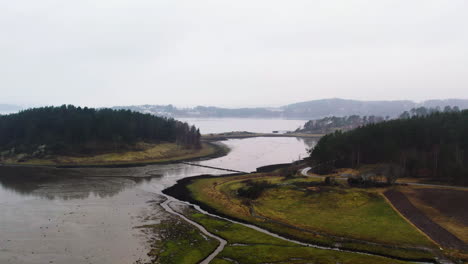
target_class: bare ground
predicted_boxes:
[384,190,468,252]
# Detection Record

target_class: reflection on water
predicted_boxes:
[0,175,152,200]
[299,137,317,149]
[196,137,315,173]
[0,137,313,264]
[0,137,315,198]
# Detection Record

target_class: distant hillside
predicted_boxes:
[296,115,387,134]
[282,99,414,118]
[110,105,280,118]
[421,99,468,109]
[112,98,468,119]
[296,105,461,134]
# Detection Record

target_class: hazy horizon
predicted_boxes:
[4,97,468,111]
[1,0,467,108]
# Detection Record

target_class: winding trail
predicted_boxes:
[160,194,227,264]
[301,167,314,177]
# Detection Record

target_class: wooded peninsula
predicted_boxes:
[0,105,222,166]
[310,110,468,185]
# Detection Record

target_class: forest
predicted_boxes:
[310,110,468,185]
[297,106,461,134]
[296,115,386,134]
[0,105,201,155]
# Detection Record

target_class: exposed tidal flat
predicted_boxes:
[0,136,313,264]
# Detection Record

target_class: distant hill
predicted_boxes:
[296,105,461,134]
[421,99,468,109]
[282,98,415,118]
[112,98,468,119]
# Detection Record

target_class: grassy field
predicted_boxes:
[182,208,414,264]
[254,187,430,246]
[185,174,437,260]
[2,142,224,167]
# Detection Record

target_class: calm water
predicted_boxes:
[0,120,315,264]
[179,117,307,134]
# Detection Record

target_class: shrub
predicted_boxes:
[347,176,390,188]
[237,180,275,200]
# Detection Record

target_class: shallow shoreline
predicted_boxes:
[202,132,323,141]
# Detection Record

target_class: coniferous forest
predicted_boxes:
[310,110,468,185]
[0,105,201,155]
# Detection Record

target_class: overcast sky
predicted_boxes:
[1,0,467,108]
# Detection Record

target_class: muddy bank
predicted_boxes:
[384,190,468,252]
[0,176,160,264]
[408,188,468,226]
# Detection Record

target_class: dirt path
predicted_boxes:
[160,195,227,264]
[384,190,468,252]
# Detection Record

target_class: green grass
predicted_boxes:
[254,187,431,246]
[215,245,408,264]
[190,212,295,246]
[144,218,219,264]
[4,142,222,167]
[186,174,436,261]
[185,209,413,264]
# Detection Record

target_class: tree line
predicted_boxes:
[296,115,387,134]
[0,105,201,154]
[399,105,460,119]
[298,105,461,134]
[310,110,468,185]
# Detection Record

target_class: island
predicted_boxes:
[0,105,226,167]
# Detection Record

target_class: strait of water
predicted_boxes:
[0,118,314,264]
[179,117,307,134]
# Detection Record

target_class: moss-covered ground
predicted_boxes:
[183,208,415,264]
[3,142,224,167]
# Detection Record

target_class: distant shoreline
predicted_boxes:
[202,132,323,141]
